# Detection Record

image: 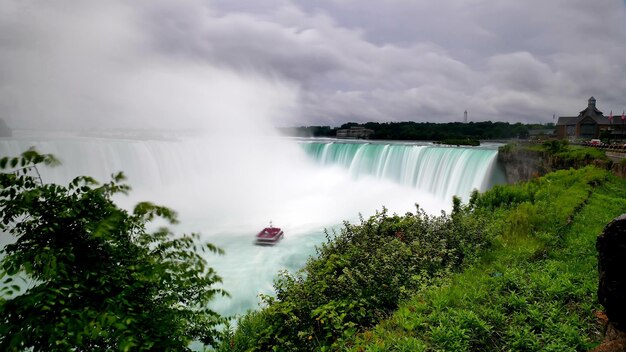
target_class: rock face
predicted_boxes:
[0,118,11,137]
[612,162,626,179]
[497,146,547,183]
[595,214,626,351]
[497,143,616,183]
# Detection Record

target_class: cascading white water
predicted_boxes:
[0,133,500,317]
[0,0,506,320]
[301,141,499,201]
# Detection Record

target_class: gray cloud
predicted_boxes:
[0,0,298,131]
[1,0,625,129]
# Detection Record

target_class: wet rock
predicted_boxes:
[497,146,547,183]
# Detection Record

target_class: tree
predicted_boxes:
[0,150,227,351]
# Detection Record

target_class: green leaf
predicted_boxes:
[0,151,226,350]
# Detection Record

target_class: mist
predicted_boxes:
[4,130,448,316]
[0,0,448,317]
[1,1,490,317]
[0,0,298,133]
[0,0,449,226]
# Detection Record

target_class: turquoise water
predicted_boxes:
[301,140,500,201]
[0,134,502,317]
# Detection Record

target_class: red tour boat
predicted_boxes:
[255,221,284,245]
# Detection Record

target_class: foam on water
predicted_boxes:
[0,133,499,316]
[301,140,499,201]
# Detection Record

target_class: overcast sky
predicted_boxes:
[1,0,626,130]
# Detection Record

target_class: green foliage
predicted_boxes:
[471,181,537,210]
[498,143,516,153]
[221,166,620,351]
[217,165,617,351]
[552,147,608,165]
[542,139,569,154]
[286,121,534,141]
[221,201,490,351]
[536,140,610,170]
[0,150,227,351]
[349,167,626,351]
[438,138,480,146]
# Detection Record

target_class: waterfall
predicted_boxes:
[0,136,213,190]
[301,141,499,201]
[0,133,502,317]
[0,136,501,224]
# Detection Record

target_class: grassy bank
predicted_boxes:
[220,201,490,351]
[349,167,626,351]
[220,166,626,351]
[498,140,613,184]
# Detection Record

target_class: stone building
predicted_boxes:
[555,97,611,139]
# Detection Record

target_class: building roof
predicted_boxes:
[557,115,612,126]
[588,115,612,125]
[556,116,580,126]
[578,106,603,118]
[556,97,611,126]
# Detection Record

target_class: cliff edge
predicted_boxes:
[498,141,615,183]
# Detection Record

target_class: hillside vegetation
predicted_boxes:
[349,167,625,351]
[221,166,626,351]
[0,151,227,350]
[283,121,537,141]
[3,149,623,351]
[498,140,615,184]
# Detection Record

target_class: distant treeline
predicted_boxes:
[282,121,554,141]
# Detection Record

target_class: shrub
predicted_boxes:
[0,150,227,351]
[222,202,489,351]
[348,166,622,351]
[543,140,569,154]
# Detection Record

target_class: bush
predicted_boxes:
[223,164,617,351]
[471,181,538,210]
[553,147,608,166]
[498,143,515,153]
[543,140,569,154]
[349,166,621,351]
[222,202,489,351]
[0,150,227,351]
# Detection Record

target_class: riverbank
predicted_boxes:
[348,166,626,350]
[219,165,626,351]
[497,140,626,183]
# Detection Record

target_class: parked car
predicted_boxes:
[589,139,602,146]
